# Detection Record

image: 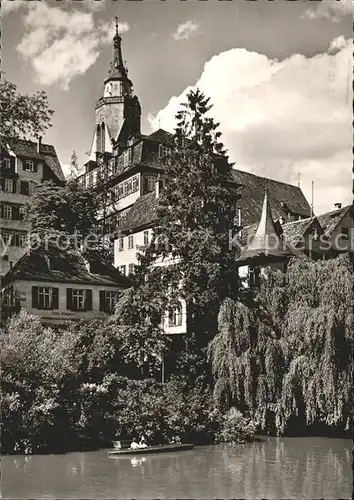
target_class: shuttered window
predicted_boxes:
[67,288,93,311]
[32,286,59,310]
[99,290,118,313]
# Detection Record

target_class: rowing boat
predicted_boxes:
[108,443,194,456]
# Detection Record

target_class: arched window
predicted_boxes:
[168,302,183,327]
[96,124,101,153]
[101,123,105,153]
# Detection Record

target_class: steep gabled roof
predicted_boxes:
[317,205,353,237]
[119,192,158,233]
[281,217,323,246]
[146,129,175,146]
[237,191,296,264]
[231,169,311,226]
[3,136,65,183]
[2,244,130,287]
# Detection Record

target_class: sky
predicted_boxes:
[2,0,353,214]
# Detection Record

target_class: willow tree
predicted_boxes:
[208,267,288,429]
[278,254,353,434]
[208,255,354,435]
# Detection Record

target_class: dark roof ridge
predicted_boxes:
[232,167,303,191]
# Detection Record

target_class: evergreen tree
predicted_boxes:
[137,89,240,345]
[110,89,241,378]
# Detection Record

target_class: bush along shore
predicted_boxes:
[0,311,256,455]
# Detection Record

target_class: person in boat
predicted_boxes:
[130,438,140,449]
[139,435,148,448]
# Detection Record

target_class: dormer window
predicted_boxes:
[3,158,11,169]
[24,159,35,172]
[158,144,171,158]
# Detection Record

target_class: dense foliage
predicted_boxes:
[0,80,53,140]
[208,255,354,435]
[24,179,98,241]
[0,311,253,454]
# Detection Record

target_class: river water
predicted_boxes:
[1,437,352,499]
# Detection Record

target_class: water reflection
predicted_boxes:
[130,457,147,468]
[2,437,352,499]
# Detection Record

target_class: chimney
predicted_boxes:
[37,136,42,154]
[155,174,162,199]
[334,202,342,210]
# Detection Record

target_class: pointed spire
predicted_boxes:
[237,190,294,264]
[105,17,130,83]
[248,190,281,253]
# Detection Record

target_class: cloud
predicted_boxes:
[172,20,201,41]
[303,0,353,22]
[150,38,352,214]
[15,2,130,90]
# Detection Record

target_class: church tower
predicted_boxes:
[90,18,141,160]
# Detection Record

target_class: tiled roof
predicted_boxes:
[119,192,158,233]
[281,217,321,246]
[317,205,352,237]
[2,244,130,287]
[146,129,175,146]
[3,136,65,183]
[231,169,311,226]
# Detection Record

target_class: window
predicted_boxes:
[18,234,27,247]
[168,302,183,327]
[128,235,134,249]
[67,288,92,311]
[158,144,171,158]
[38,287,51,309]
[3,205,12,219]
[118,237,124,251]
[132,176,139,192]
[144,230,149,246]
[32,286,59,310]
[19,206,26,220]
[100,290,119,313]
[2,233,12,245]
[20,181,29,195]
[3,286,14,306]
[3,158,11,169]
[88,174,94,187]
[341,227,349,239]
[143,175,156,194]
[119,265,126,275]
[72,289,85,310]
[24,160,35,172]
[109,158,115,175]
[123,148,132,168]
[128,263,135,275]
[4,179,14,193]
